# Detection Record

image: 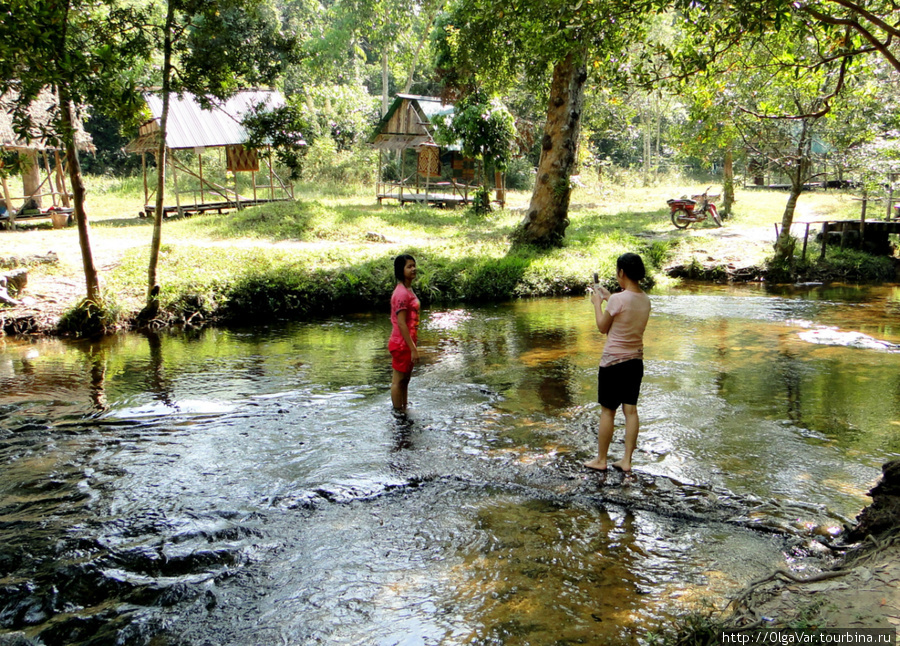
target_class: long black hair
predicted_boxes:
[394,254,416,282]
[617,252,646,282]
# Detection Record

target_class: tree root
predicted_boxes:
[725,566,850,628]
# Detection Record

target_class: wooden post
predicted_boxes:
[888,174,897,220]
[495,170,506,207]
[268,146,274,201]
[860,187,867,241]
[171,155,182,217]
[377,149,383,202]
[801,222,810,261]
[1,175,14,231]
[820,222,829,260]
[42,151,59,206]
[21,149,42,209]
[235,170,241,211]
[400,147,405,203]
[142,153,149,206]
[252,170,258,204]
[198,153,205,206]
[54,151,70,207]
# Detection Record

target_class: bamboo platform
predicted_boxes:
[377,191,470,208]
[0,207,73,229]
[142,197,293,217]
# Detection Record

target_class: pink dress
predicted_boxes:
[389,283,420,351]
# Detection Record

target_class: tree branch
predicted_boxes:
[826,0,900,39]
[733,54,848,121]
[800,4,900,73]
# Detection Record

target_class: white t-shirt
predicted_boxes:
[600,290,651,367]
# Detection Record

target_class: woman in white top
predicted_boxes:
[585,253,651,473]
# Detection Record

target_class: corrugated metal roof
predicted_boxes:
[143,89,286,149]
[399,94,454,120]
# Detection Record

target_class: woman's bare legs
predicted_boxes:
[584,405,616,470]
[391,369,412,411]
[612,403,639,472]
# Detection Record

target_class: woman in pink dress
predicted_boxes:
[389,254,420,412]
[585,253,652,472]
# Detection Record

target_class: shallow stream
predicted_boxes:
[1,283,899,645]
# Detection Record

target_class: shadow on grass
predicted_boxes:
[93,217,154,229]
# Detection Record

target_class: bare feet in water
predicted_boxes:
[583,458,608,471]
[612,460,631,472]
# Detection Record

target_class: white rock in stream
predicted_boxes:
[798,326,899,351]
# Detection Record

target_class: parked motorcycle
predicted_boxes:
[667,187,722,229]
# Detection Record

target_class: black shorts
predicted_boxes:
[598,359,644,410]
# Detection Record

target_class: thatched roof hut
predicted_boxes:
[0,87,94,152]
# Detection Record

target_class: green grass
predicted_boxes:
[6,172,895,330]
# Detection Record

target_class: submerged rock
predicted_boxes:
[846,460,900,542]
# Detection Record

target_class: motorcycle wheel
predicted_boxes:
[671,208,692,229]
[711,208,723,227]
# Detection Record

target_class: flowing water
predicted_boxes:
[1,283,899,645]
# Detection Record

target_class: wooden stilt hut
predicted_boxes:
[369,94,482,208]
[126,89,300,218]
[0,88,93,230]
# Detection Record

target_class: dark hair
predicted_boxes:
[394,254,416,282]
[617,252,646,282]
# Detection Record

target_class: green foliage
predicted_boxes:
[504,157,535,191]
[175,0,299,101]
[434,89,517,172]
[81,112,145,176]
[58,298,122,338]
[97,185,662,325]
[243,83,379,182]
[644,238,678,269]
[471,185,492,214]
[298,84,381,150]
[241,99,312,181]
[0,0,153,145]
[303,138,378,186]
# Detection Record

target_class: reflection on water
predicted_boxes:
[0,283,898,644]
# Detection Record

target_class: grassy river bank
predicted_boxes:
[1,177,896,335]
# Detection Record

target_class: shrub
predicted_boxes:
[58,298,122,337]
[505,157,535,191]
[765,247,897,283]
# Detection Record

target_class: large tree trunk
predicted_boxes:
[722,148,734,218]
[148,1,175,299]
[514,52,587,247]
[59,90,100,303]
